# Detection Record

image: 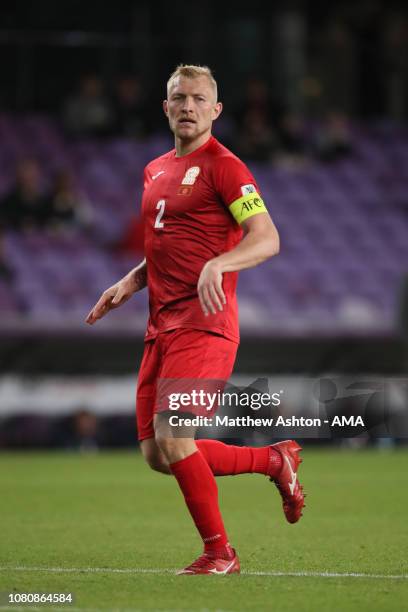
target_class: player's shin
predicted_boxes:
[170,450,234,556]
[196,439,282,477]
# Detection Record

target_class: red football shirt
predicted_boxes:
[141,136,261,343]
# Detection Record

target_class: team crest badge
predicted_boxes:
[181,166,200,185]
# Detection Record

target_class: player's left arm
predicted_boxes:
[197,211,279,316]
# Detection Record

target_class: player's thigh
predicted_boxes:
[160,328,238,380]
[154,328,238,431]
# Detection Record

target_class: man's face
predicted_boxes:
[163,76,222,141]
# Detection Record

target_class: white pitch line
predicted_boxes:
[243,570,408,579]
[0,566,407,580]
[0,608,146,612]
[0,608,229,612]
[0,608,232,612]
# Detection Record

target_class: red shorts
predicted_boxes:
[136,328,238,441]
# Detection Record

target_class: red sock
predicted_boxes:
[170,450,232,557]
[196,439,282,478]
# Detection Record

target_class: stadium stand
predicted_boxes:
[0,114,407,335]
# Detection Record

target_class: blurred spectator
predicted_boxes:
[235,109,277,162]
[112,75,148,138]
[277,113,307,155]
[63,409,99,452]
[314,111,353,162]
[234,76,282,162]
[234,76,279,126]
[275,112,308,167]
[63,75,114,138]
[0,237,13,283]
[0,159,48,231]
[43,170,93,233]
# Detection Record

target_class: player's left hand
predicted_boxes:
[197,260,226,316]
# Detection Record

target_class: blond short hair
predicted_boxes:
[167,64,218,101]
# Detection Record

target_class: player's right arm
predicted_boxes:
[85,258,147,325]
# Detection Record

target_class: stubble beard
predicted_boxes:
[172,121,211,144]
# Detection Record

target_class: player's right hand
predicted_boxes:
[86,278,134,325]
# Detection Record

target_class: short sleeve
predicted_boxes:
[213,156,258,204]
[213,155,268,224]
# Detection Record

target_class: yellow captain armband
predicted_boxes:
[228,192,268,224]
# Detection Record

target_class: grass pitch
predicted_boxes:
[0,448,407,612]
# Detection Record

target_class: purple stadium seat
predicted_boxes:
[1,114,408,332]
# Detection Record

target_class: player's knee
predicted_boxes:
[155,435,180,463]
[154,433,194,463]
[140,440,171,474]
[154,432,173,455]
[146,454,170,474]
